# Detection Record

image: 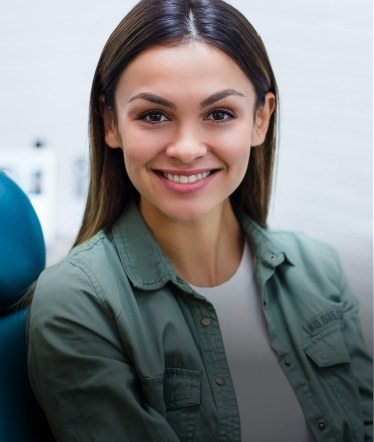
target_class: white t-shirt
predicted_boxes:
[189,240,316,442]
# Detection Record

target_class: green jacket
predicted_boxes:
[27,199,373,442]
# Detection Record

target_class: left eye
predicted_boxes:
[206,108,235,124]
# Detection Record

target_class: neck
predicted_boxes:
[139,198,245,287]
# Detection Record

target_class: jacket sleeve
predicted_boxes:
[333,249,373,441]
[27,261,180,442]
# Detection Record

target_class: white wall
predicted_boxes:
[0,0,372,350]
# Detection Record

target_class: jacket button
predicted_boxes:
[284,359,291,366]
[201,317,211,326]
[263,299,267,306]
[215,377,225,386]
[176,276,185,284]
[317,420,327,431]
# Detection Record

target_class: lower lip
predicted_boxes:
[153,170,221,194]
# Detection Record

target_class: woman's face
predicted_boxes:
[103,41,275,222]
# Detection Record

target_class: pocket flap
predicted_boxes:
[302,323,351,367]
[164,367,201,410]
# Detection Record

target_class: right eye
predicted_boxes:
[137,110,170,125]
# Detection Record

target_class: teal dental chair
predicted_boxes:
[0,171,54,441]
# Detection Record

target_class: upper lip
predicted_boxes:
[154,168,220,176]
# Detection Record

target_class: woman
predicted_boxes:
[26,0,373,440]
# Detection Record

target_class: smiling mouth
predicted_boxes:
[153,169,221,184]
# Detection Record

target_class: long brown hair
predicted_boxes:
[72,0,279,249]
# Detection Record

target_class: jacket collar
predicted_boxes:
[111,199,295,292]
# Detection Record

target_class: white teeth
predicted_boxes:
[163,171,212,183]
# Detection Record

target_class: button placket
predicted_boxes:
[192,302,240,440]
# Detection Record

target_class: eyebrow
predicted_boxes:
[127,89,245,110]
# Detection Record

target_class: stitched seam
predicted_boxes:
[154,244,175,280]
[303,323,342,349]
[114,226,139,284]
[117,225,169,287]
[296,383,338,441]
[68,232,106,257]
[321,369,361,440]
[65,258,115,322]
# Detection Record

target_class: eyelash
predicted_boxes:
[137,108,236,125]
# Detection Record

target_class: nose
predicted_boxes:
[165,126,208,163]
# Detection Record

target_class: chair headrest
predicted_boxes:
[0,172,45,312]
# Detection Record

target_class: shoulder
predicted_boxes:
[266,227,341,286]
[30,230,126,323]
[27,233,131,365]
[35,231,108,297]
[240,210,341,279]
[67,230,115,271]
[269,227,337,259]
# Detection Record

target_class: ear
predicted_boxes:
[251,92,276,147]
[99,95,122,149]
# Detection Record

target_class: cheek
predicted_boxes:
[122,149,147,186]
[216,124,252,159]
[122,129,156,164]
[121,119,166,148]
[121,126,163,167]
[122,143,160,191]
[234,147,251,179]
[218,142,251,168]
[122,149,148,195]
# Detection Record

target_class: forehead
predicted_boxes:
[115,41,255,99]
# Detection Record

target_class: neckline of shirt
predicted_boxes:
[189,239,250,290]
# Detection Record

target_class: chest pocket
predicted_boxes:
[301,320,365,441]
[302,322,351,367]
[140,367,201,442]
[164,367,201,410]
[164,367,201,442]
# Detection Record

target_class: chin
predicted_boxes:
[140,192,228,223]
[160,200,221,223]
[161,207,206,222]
